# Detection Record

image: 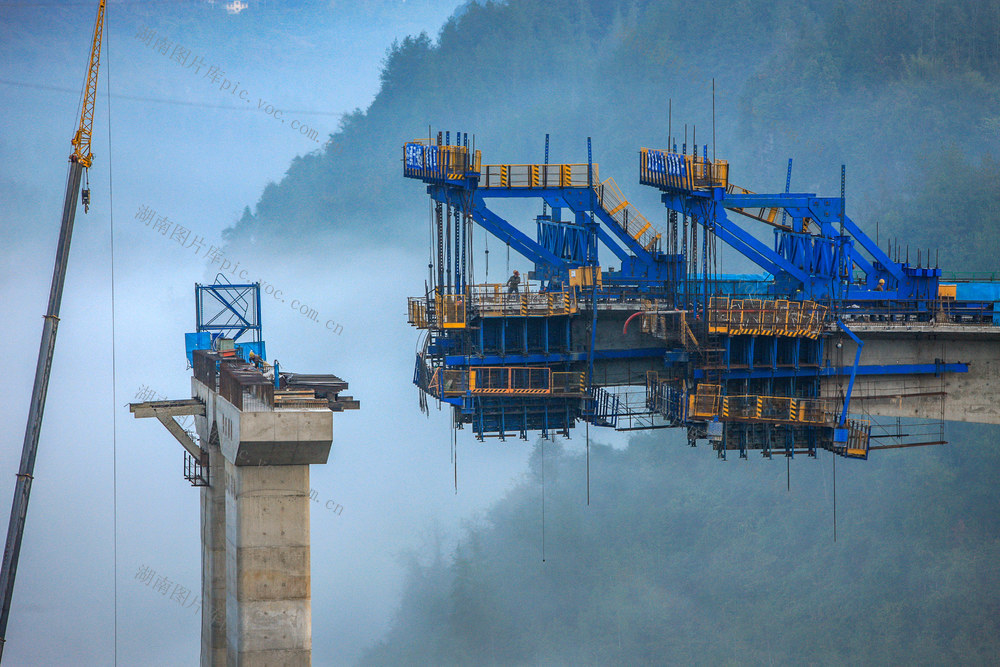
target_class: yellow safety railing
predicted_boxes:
[688,383,833,426]
[725,183,782,227]
[472,367,550,394]
[479,163,598,189]
[407,297,429,328]
[428,368,470,395]
[707,296,827,338]
[408,285,578,329]
[690,383,722,417]
[593,177,661,252]
[845,419,871,458]
[437,294,467,329]
[639,148,729,191]
[798,399,828,424]
[467,284,577,318]
[551,371,586,395]
[724,395,759,420]
[427,366,586,397]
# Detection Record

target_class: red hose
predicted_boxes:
[623,311,644,335]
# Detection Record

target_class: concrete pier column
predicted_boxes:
[224,461,312,666]
[200,427,227,667]
[132,349,356,665]
[181,352,352,666]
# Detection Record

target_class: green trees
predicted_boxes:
[361,428,1000,664]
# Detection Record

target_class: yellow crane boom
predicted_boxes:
[71,0,105,169]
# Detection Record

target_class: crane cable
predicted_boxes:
[103,9,119,662]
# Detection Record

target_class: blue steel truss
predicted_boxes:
[641,148,940,306]
[195,280,262,343]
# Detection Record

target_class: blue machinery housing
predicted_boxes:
[403,132,994,459]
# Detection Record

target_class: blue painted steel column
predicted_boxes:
[836,320,864,426]
[702,146,709,313]
[782,158,793,228]
[586,137,598,394]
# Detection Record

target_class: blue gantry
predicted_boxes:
[402,131,993,459]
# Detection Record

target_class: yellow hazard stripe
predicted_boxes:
[608,201,628,216]
[632,221,651,240]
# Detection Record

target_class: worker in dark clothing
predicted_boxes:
[506,269,521,295]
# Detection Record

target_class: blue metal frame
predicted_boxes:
[194,281,262,343]
[641,148,941,306]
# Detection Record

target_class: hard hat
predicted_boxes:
[878,278,885,285]
[514,270,519,275]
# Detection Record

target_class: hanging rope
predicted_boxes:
[541,438,546,562]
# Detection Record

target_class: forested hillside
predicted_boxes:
[226,0,1000,271]
[361,425,1000,665]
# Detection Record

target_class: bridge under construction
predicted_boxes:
[403,132,1000,459]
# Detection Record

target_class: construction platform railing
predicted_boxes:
[474,162,662,253]
[403,141,481,180]
[470,284,578,318]
[843,419,872,458]
[725,183,783,227]
[639,148,729,191]
[479,163,597,189]
[427,366,586,398]
[593,177,661,252]
[407,297,430,328]
[708,296,828,338]
[407,285,578,329]
[687,383,833,426]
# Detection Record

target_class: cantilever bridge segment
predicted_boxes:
[402,131,1000,459]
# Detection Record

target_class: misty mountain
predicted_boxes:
[224,0,1000,271]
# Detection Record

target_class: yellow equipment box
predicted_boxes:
[569,267,603,288]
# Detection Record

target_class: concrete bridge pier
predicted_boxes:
[192,369,335,667]
[132,350,358,666]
